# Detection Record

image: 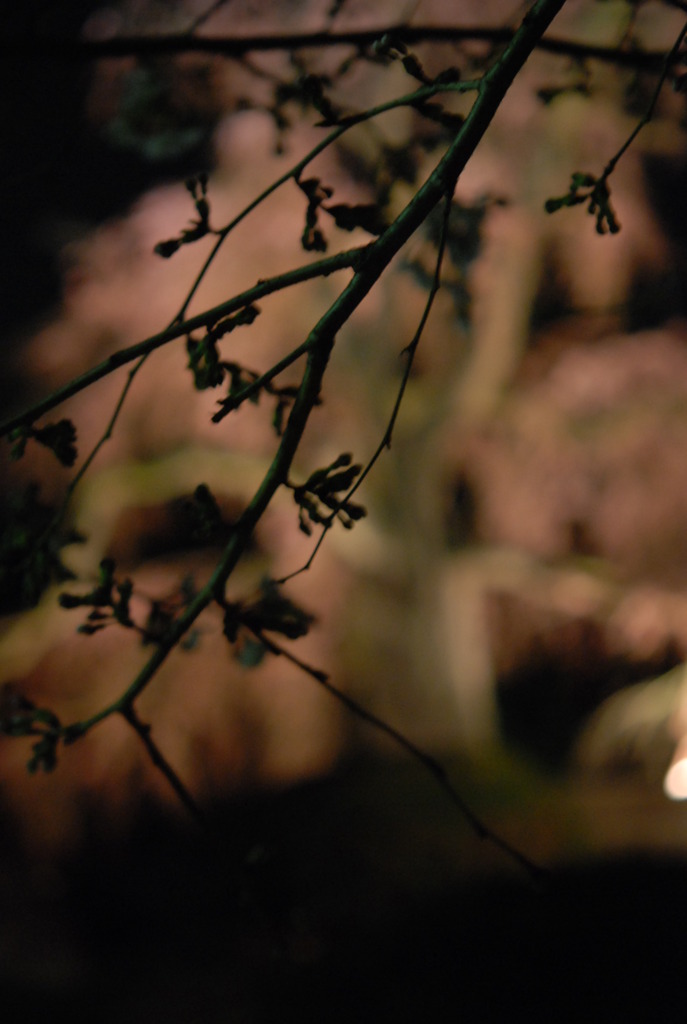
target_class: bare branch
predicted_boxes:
[51,0,566,877]
[0,247,365,437]
[0,24,672,73]
[121,705,209,829]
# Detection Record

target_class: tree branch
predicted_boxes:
[278,189,454,584]
[56,0,566,865]
[121,705,209,829]
[248,626,548,882]
[0,24,673,72]
[0,247,365,437]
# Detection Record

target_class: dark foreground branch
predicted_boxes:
[0,247,365,438]
[121,705,209,830]
[0,24,673,72]
[54,0,566,882]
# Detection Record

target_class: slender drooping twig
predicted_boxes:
[600,16,687,182]
[248,626,548,883]
[121,705,209,830]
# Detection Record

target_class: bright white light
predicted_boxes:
[664,757,687,800]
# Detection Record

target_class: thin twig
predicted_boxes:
[56,354,147,514]
[120,702,289,946]
[250,627,548,883]
[0,247,365,437]
[601,16,687,181]
[121,705,209,829]
[173,77,478,320]
[186,0,232,34]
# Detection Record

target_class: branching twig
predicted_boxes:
[0,247,365,438]
[601,16,687,181]
[278,187,454,584]
[174,76,478,320]
[545,16,687,234]
[49,0,567,880]
[0,1,572,888]
[2,69,482,439]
